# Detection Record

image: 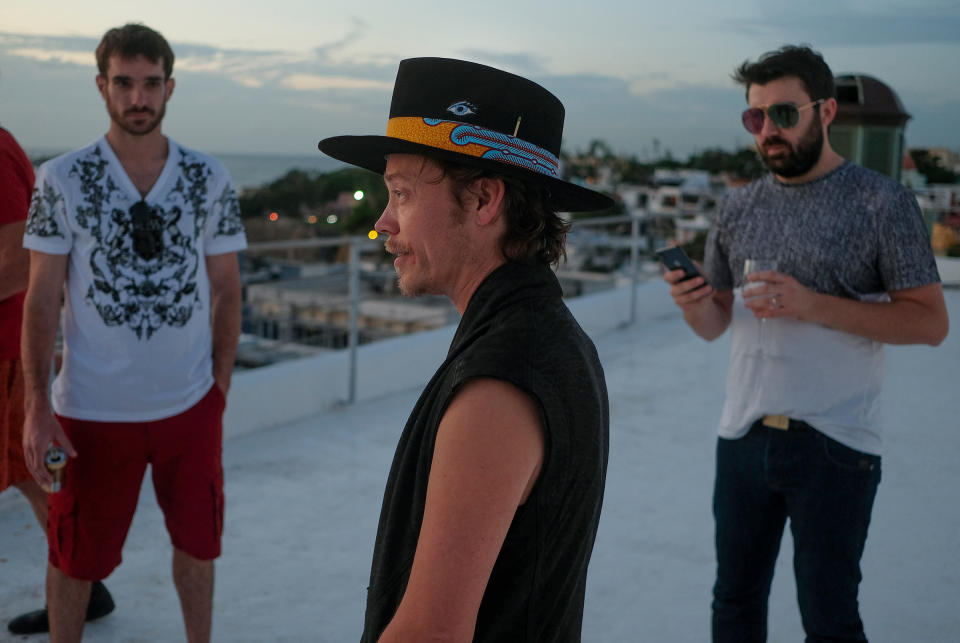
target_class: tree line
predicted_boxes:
[238,142,957,242]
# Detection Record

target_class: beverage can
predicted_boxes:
[43,445,68,493]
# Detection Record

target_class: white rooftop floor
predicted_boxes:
[1,288,958,642]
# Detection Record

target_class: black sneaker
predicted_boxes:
[7,580,115,635]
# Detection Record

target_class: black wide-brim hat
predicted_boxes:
[318,57,614,212]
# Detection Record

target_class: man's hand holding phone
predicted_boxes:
[657,246,713,309]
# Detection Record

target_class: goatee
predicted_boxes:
[758,110,824,178]
[108,103,166,137]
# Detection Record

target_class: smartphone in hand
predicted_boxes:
[655,246,703,282]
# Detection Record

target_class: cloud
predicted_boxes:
[0,31,97,51]
[541,72,747,159]
[0,32,98,69]
[2,25,956,159]
[171,37,398,96]
[6,47,92,66]
[280,74,393,91]
[311,17,368,62]
[174,50,303,88]
[0,30,396,96]
[454,50,548,76]
[735,7,960,46]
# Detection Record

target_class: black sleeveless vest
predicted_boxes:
[361,261,609,642]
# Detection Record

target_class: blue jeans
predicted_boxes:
[712,420,881,643]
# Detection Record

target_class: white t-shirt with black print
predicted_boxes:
[24,136,247,422]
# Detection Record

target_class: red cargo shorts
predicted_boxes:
[48,385,226,580]
[1,358,31,492]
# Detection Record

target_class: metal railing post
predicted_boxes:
[629,214,639,325]
[347,240,360,404]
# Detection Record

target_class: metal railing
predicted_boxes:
[244,214,650,403]
[245,235,381,403]
[565,213,646,325]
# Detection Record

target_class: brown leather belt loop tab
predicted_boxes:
[762,414,791,430]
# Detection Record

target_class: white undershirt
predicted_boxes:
[718,289,886,455]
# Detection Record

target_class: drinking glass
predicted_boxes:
[742,259,778,300]
[743,259,778,346]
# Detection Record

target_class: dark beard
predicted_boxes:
[109,103,166,137]
[758,110,823,178]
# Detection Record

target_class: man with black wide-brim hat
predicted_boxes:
[319,57,612,641]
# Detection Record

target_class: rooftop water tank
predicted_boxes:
[829,74,910,181]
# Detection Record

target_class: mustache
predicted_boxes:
[125,107,155,116]
[384,240,407,255]
[762,136,791,149]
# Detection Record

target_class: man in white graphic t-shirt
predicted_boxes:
[20,23,245,643]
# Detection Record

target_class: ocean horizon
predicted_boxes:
[25,147,348,191]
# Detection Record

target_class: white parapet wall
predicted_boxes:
[936,257,960,288]
[223,279,678,439]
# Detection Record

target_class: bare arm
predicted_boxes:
[21,250,75,486]
[746,271,949,346]
[0,220,29,301]
[206,252,242,395]
[378,378,545,643]
[663,269,734,341]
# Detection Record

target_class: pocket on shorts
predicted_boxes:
[212,470,224,543]
[49,497,79,566]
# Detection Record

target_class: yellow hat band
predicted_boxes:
[385,117,559,178]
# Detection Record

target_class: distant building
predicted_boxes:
[901,153,927,190]
[244,270,460,348]
[923,147,960,176]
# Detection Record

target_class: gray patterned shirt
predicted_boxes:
[705,161,939,297]
[703,161,939,454]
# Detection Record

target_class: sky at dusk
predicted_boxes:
[1,0,958,161]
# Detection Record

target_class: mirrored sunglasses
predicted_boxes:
[741,99,825,134]
[129,200,164,260]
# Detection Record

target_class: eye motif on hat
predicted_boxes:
[447,101,477,117]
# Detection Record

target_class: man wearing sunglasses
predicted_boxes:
[664,45,948,642]
[19,23,246,642]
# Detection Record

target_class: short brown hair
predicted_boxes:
[96,23,174,79]
[732,44,835,102]
[435,160,569,266]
